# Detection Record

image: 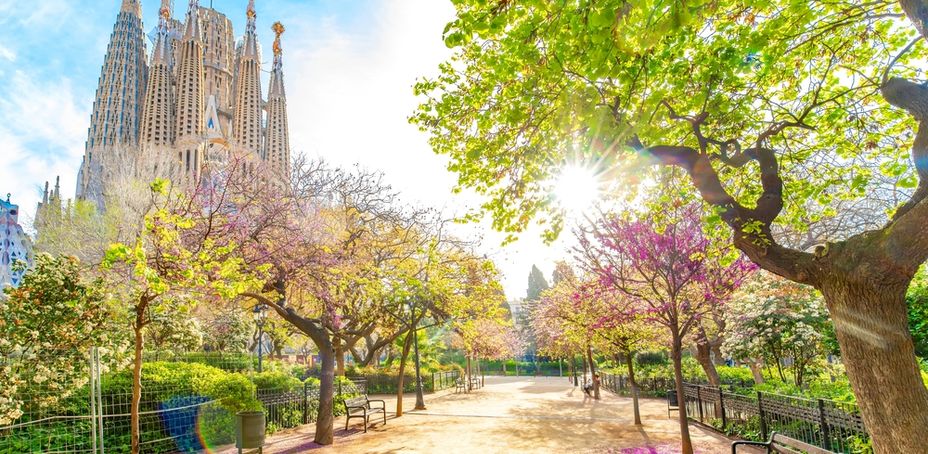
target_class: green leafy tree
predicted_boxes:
[103,179,265,454]
[146,309,203,355]
[413,1,928,449]
[202,309,252,354]
[526,264,549,300]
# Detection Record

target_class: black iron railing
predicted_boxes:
[683,383,870,452]
[598,374,870,453]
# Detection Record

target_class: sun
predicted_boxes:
[553,165,602,216]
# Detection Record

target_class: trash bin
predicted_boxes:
[236,411,266,454]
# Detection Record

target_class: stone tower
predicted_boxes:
[232,0,265,158]
[265,22,290,176]
[76,0,149,204]
[174,0,207,179]
[140,0,176,167]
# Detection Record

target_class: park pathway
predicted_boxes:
[225,376,744,453]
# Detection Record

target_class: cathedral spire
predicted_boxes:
[243,0,259,58]
[232,0,264,156]
[265,21,290,176]
[269,21,285,98]
[76,0,148,204]
[184,0,202,41]
[152,0,173,64]
[175,0,207,178]
[141,0,177,150]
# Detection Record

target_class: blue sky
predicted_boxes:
[0,0,567,298]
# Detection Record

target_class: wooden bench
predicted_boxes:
[732,431,834,454]
[343,396,386,433]
[455,379,467,393]
[666,389,679,417]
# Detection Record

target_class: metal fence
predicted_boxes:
[0,349,368,453]
[258,379,366,434]
[347,371,459,394]
[684,383,869,453]
[599,373,677,396]
[597,373,870,453]
[430,371,460,392]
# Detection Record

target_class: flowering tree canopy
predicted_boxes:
[575,203,754,452]
[576,204,756,339]
[0,254,120,425]
[723,272,831,387]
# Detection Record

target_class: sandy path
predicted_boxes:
[222,376,745,454]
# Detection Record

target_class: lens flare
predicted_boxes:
[553,164,602,215]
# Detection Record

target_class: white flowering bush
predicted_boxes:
[722,273,831,388]
[0,254,119,426]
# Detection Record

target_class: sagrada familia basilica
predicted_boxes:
[75,0,291,204]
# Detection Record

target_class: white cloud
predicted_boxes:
[0,43,15,62]
[0,70,87,230]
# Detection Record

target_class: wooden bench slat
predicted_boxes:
[771,434,833,454]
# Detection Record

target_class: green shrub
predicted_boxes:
[717,366,755,384]
[249,371,303,392]
[636,351,669,366]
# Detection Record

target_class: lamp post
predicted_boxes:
[253,304,268,372]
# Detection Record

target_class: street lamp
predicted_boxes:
[253,304,269,372]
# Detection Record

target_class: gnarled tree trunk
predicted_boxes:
[820,276,928,454]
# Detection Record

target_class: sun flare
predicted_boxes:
[553,165,602,215]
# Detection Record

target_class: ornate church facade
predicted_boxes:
[75,0,291,204]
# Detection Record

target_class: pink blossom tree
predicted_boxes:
[575,204,755,454]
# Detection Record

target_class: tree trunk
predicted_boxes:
[821,278,928,454]
[671,337,694,454]
[395,331,414,417]
[711,343,726,366]
[586,345,600,400]
[748,360,765,385]
[334,339,345,376]
[466,355,473,390]
[314,345,336,444]
[130,313,145,454]
[695,340,721,386]
[412,323,426,410]
[622,353,641,425]
[567,358,575,385]
[581,352,588,383]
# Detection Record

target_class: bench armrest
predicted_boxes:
[367,399,386,409]
[731,440,771,454]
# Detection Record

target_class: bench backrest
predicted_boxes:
[771,433,833,454]
[344,396,368,409]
